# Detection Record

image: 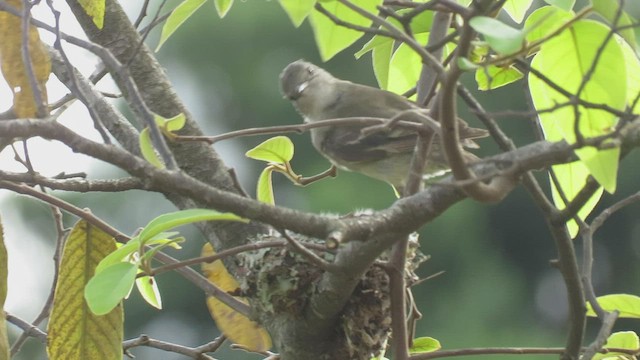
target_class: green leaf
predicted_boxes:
[138,209,248,244]
[354,33,390,59]
[96,240,139,274]
[549,161,603,238]
[528,20,625,193]
[586,294,640,318]
[139,238,184,264]
[157,112,186,132]
[355,31,393,89]
[503,0,534,23]
[371,40,393,89]
[246,136,295,164]
[592,331,639,360]
[95,232,180,274]
[469,16,525,55]
[458,57,479,71]
[543,0,575,11]
[85,262,137,315]
[214,0,233,18]
[278,0,316,27]
[354,9,433,59]
[620,37,640,114]
[409,337,441,354]
[475,64,523,90]
[354,8,432,90]
[524,6,574,44]
[139,127,166,169]
[155,0,207,52]
[309,0,383,61]
[592,0,636,50]
[256,167,275,205]
[388,33,429,96]
[136,275,162,310]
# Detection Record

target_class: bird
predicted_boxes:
[279,59,488,191]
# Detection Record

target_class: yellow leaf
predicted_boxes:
[0,219,9,360]
[201,243,272,352]
[77,0,105,29]
[47,220,123,360]
[0,0,51,118]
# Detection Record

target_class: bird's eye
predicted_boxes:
[307,67,314,75]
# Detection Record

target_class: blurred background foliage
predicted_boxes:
[5,1,640,359]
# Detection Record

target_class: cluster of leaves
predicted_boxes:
[26,209,270,359]
[155,0,640,238]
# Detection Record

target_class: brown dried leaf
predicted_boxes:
[47,220,123,360]
[0,0,51,118]
[202,243,272,352]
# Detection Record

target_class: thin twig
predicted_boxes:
[280,230,339,273]
[6,312,47,343]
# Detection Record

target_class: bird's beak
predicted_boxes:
[296,81,309,95]
[287,80,308,100]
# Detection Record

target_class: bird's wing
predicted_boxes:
[320,124,417,163]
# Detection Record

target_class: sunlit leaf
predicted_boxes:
[96,233,180,274]
[139,127,166,169]
[96,241,139,274]
[202,244,272,351]
[524,6,574,44]
[475,64,523,90]
[388,33,429,97]
[136,275,162,309]
[156,0,207,51]
[503,0,533,23]
[543,0,575,11]
[592,331,639,360]
[409,337,441,354]
[156,112,186,132]
[529,20,625,193]
[549,161,603,238]
[458,57,479,71]
[77,0,105,29]
[470,16,525,55]
[371,40,393,89]
[592,0,636,50]
[354,9,433,90]
[138,209,247,244]
[256,167,275,205]
[214,0,233,18]
[619,37,640,114]
[587,294,640,318]
[278,0,316,27]
[355,32,393,89]
[309,0,382,60]
[47,220,122,360]
[85,262,137,315]
[355,9,432,59]
[246,136,295,164]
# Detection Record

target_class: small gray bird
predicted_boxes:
[280,60,488,190]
